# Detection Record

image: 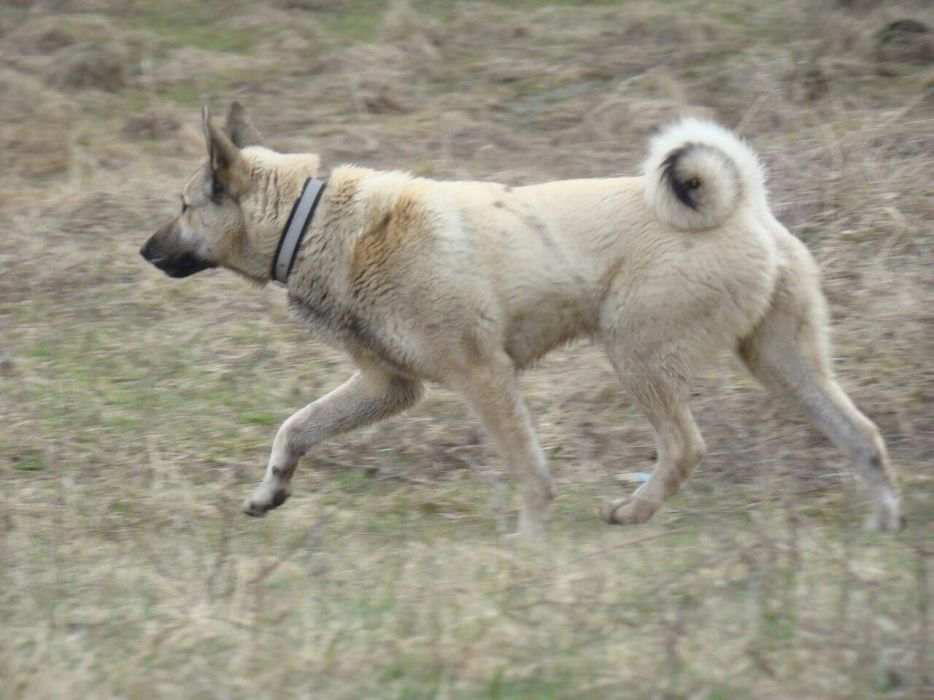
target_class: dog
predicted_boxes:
[140,102,903,537]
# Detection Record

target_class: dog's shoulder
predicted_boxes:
[323,168,440,277]
[287,166,443,373]
[324,166,416,229]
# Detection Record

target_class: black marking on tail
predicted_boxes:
[660,145,698,210]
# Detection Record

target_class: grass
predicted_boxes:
[108,0,263,50]
[1,0,932,697]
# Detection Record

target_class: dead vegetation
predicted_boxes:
[0,0,932,697]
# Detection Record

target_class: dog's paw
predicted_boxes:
[242,485,290,518]
[600,497,656,526]
[864,496,905,533]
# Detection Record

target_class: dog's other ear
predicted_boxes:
[202,105,250,198]
[202,105,215,164]
[226,101,263,148]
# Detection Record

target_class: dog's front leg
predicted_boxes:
[244,365,423,516]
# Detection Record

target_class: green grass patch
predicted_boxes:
[110,0,261,52]
[12,452,45,472]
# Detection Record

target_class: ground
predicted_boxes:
[0,1,932,698]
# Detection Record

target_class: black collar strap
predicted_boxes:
[272,177,326,285]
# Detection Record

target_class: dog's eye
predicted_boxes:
[684,178,701,190]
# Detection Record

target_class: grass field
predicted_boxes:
[1,0,932,697]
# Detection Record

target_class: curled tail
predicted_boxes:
[643,118,767,230]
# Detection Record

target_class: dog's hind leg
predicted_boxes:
[737,250,903,532]
[600,359,706,526]
[448,350,554,539]
[243,361,422,517]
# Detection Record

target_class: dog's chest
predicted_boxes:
[287,287,411,374]
[287,283,361,344]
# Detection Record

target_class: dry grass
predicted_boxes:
[1,1,932,697]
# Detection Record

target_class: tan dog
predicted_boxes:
[141,102,903,537]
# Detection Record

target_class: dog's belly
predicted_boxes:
[503,294,597,367]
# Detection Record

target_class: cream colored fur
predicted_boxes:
[142,105,904,537]
[643,118,767,230]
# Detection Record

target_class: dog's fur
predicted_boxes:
[141,103,903,537]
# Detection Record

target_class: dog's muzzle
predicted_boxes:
[141,221,215,278]
[140,245,214,278]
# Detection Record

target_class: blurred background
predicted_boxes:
[0,1,931,697]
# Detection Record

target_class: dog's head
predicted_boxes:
[140,102,319,282]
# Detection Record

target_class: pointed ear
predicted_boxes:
[202,105,250,198]
[202,104,214,163]
[226,101,263,148]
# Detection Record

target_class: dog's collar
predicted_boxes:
[271,177,327,285]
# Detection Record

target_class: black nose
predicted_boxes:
[140,239,153,261]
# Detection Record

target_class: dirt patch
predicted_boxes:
[616,7,721,47]
[4,13,117,55]
[141,46,274,86]
[0,70,74,176]
[874,18,933,64]
[44,44,129,91]
[121,105,184,140]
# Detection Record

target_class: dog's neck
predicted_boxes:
[233,158,384,288]
[229,150,321,284]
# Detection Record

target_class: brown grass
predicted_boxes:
[1,1,932,697]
